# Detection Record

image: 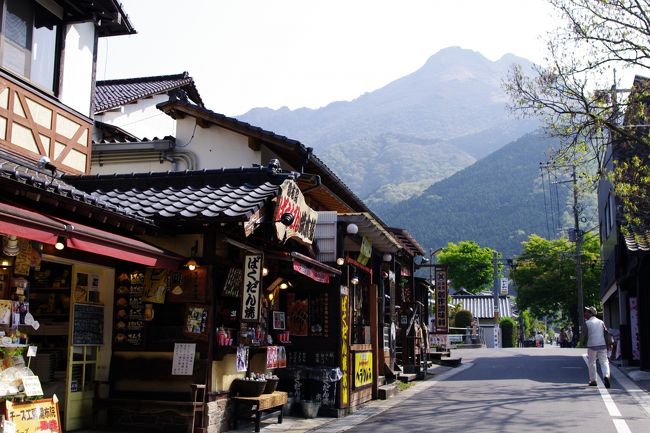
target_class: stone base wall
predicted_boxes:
[206,396,232,433]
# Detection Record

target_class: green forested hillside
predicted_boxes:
[321,133,476,204]
[379,131,565,257]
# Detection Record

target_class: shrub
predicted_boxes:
[454,310,473,331]
[500,317,517,348]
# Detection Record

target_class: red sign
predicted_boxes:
[273,180,318,245]
[292,260,330,283]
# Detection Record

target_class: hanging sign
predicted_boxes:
[273,180,318,245]
[241,255,262,322]
[500,278,509,295]
[356,236,372,266]
[434,265,449,334]
[292,260,330,283]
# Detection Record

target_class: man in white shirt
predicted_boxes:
[584,306,611,388]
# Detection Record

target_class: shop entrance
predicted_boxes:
[65,262,112,430]
[65,345,99,430]
[27,258,113,431]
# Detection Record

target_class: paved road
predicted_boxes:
[309,346,650,433]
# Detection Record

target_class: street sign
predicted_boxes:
[500,278,509,295]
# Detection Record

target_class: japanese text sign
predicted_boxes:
[274,180,318,245]
[241,255,262,322]
[4,398,61,433]
[435,265,449,334]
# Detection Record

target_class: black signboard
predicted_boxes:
[72,303,104,345]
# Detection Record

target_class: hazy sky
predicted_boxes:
[97,0,557,116]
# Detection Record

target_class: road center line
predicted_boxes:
[582,355,632,433]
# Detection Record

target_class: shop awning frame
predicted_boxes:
[0,201,182,269]
[266,250,341,277]
[338,213,402,253]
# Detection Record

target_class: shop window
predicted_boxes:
[351,279,370,345]
[1,0,60,92]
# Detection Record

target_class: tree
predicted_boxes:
[454,310,473,330]
[511,233,601,325]
[504,0,650,234]
[500,317,517,348]
[437,241,500,293]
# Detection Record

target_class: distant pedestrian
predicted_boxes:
[534,331,544,347]
[559,328,568,348]
[583,306,611,388]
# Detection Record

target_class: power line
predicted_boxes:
[540,165,552,239]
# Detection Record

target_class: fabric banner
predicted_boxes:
[293,260,330,283]
[356,236,372,266]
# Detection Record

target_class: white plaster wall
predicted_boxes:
[95,94,176,139]
[91,159,173,175]
[176,117,262,169]
[59,22,94,117]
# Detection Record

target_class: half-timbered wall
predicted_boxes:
[0,71,92,174]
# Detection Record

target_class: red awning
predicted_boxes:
[0,201,182,269]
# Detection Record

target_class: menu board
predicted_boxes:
[309,292,328,337]
[113,271,144,346]
[72,303,104,345]
[167,269,207,303]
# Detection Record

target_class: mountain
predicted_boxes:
[379,131,564,258]
[238,47,538,148]
[238,47,540,205]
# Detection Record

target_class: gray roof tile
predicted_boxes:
[0,153,152,226]
[95,72,203,113]
[62,166,295,223]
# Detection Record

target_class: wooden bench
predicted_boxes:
[428,351,451,360]
[231,391,288,433]
[93,351,206,433]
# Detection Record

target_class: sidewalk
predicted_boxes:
[222,363,464,433]
[610,361,650,414]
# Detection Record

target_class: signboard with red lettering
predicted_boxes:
[353,351,373,388]
[292,260,330,283]
[273,180,318,245]
[4,398,61,433]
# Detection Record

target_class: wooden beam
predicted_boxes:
[196,117,211,129]
[248,137,261,151]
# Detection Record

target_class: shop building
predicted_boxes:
[598,75,650,370]
[0,2,191,431]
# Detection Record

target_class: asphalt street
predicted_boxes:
[304,346,650,433]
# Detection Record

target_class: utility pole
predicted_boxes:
[572,165,584,342]
[492,250,500,348]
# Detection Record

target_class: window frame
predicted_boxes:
[0,0,63,96]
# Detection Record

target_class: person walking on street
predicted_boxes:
[583,306,611,388]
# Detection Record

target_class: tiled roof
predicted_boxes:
[388,227,426,256]
[95,72,203,113]
[450,294,517,320]
[62,165,295,223]
[623,229,650,251]
[0,151,155,229]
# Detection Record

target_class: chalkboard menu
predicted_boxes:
[72,303,104,345]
